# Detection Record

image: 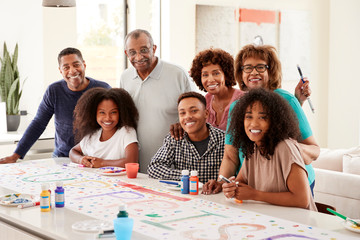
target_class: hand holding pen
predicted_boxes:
[220,175,238,199]
[297,65,315,113]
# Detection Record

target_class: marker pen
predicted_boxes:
[219,175,231,183]
[98,232,115,238]
[297,65,315,113]
[159,180,180,186]
[63,163,84,168]
[18,201,40,209]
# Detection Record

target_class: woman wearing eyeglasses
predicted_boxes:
[202,44,320,196]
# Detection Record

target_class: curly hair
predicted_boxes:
[73,87,139,143]
[228,88,300,160]
[190,48,236,92]
[235,44,282,91]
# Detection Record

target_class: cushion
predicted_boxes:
[343,153,360,175]
[312,146,360,172]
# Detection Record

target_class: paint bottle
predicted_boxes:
[113,204,134,240]
[189,170,199,195]
[55,181,65,208]
[48,187,52,209]
[40,183,50,212]
[181,170,190,194]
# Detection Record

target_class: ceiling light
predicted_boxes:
[42,0,76,7]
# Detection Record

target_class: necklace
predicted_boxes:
[212,88,235,117]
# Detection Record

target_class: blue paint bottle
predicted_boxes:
[55,181,65,208]
[181,170,190,194]
[113,204,134,240]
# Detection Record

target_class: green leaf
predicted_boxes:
[7,78,20,115]
[0,42,23,114]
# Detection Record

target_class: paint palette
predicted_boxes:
[72,219,113,233]
[97,167,126,176]
[0,193,36,207]
[343,219,360,233]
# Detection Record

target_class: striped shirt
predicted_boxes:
[147,124,225,183]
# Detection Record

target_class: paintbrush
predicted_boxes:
[327,208,360,227]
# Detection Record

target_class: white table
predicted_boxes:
[0,158,358,240]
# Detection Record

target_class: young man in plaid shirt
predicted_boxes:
[147,92,225,183]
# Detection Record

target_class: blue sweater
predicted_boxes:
[15,77,110,158]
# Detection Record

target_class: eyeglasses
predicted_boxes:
[241,64,269,73]
[127,47,151,57]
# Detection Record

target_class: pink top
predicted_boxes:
[205,89,244,131]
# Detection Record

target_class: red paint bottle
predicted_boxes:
[189,170,199,195]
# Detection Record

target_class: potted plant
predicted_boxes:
[0,42,25,131]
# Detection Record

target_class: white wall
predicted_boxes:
[328,0,360,148]
[161,0,196,69]
[0,0,43,121]
[0,0,77,131]
[43,7,77,88]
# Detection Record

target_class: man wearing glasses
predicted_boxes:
[120,29,195,173]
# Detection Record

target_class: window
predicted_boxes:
[76,0,126,87]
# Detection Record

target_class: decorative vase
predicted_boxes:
[6,114,20,131]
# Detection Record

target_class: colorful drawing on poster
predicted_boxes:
[183,223,266,240]
[22,172,76,182]
[65,180,112,189]
[75,190,145,200]
[142,210,229,230]
[0,162,352,240]
[264,233,318,239]
[127,199,179,209]
[117,181,191,202]
[2,167,26,175]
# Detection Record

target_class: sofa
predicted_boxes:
[312,146,360,219]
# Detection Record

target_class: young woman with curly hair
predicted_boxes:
[222,88,316,210]
[203,44,319,196]
[170,48,244,140]
[69,87,139,168]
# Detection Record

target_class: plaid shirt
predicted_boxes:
[147,123,225,183]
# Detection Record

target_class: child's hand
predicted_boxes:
[90,157,105,168]
[80,156,94,167]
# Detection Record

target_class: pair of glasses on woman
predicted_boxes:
[241,64,269,73]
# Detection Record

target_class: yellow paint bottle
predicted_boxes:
[40,183,50,212]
